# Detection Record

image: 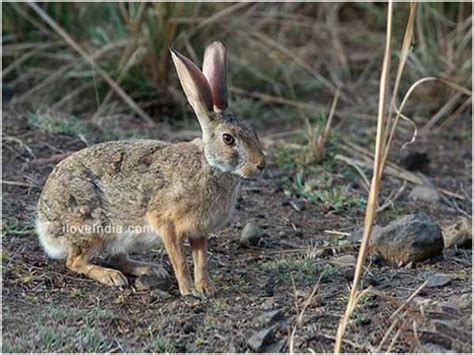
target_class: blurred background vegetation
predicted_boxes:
[3,2,471,128]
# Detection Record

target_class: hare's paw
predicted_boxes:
[181,287,208,301]
[196,280,217,297]
[91,267,129,287]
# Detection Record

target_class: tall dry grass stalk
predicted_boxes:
[334,1,415,352]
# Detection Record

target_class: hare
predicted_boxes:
[36,41,265,297]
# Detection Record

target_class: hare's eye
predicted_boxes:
[222,133,235,145]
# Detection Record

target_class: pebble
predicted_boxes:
[408,185,440,203]
[135,275,170,291]
[240,222,266,247]
[423,272,456,288]
[331,254,356,267]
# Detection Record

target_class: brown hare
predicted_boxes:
[36,41,265,297]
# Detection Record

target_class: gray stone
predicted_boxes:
[349,225,383,244]
[371,213,443,267]
[256,309,284,326]
[149,289,173,299]
[135,275,170,291]
[240,222,265,247]
[262,340,286,353]
[408,185,440,203]
[423,272,455,288]
[247,328,275,352]
[331,254,356,266]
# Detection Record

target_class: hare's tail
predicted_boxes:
[36,219,68,260]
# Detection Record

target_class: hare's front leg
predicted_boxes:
[190,237,216,296]
[152,223,195,296]
[67,244,128,287]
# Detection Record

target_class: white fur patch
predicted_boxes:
[36,219,68,260]
[106,230,161,255]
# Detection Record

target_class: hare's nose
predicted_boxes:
[256,160,266,171]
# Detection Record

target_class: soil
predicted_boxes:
[1,108,472,353]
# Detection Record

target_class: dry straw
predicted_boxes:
[334,1,411,352]
[334,1,471,351]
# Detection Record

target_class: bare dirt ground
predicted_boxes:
[1,107,472,353]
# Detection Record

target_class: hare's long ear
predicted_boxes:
[170,48,214,140]
[203,41,228,112]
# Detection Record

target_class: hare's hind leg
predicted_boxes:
[107,253,168,278]
[190,237,216,296]
[66,245,128,287]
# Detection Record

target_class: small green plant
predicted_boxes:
[287,173,366,211]
[2,218,35,236]
[27,110,89,137]
[263,257,321,285]
[148,336,175,353]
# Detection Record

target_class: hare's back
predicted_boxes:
[37,140,171,223]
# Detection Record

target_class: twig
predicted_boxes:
[289,275,321,354]
[3,135,36,159]
[312,331,369,352]
[377,181,407,212]
[376,281,428,352]
[230,86,325,112]
[335,154,465,200]
[324,230,350,237]
[2,180,39,188]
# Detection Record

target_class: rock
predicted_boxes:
[240,222,266,247]
[247,328,275,352]
[442,217,472,248]
[371,213,443,267]
[256,309,284,326]
[368,254,383,265]
[400,151,430,172]
[293,229,303,238]
[343,268,355,281]
[349,225,383,243]
[408,185,440,203]
[452,293,471,310]
[149,289,173,300]
[365,274,380,286]
[264,275,275,297]
[135,275,170,291]
[289,200,305,212]
[331,254,356,266]
[421,342,451,353]
[262,340,286,353]
[423,272,456,288]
